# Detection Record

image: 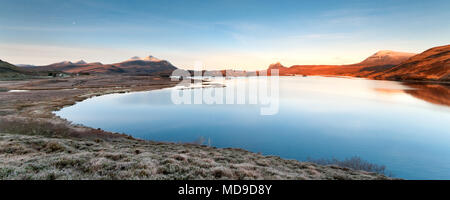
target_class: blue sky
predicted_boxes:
[1,0,449,69]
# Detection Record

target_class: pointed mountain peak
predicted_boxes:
[52,61,73,65]
[268,62,286,69]
[126,55,162,62]
[88,62,103,65]
[142,55,161,62]
[75,60,87,65]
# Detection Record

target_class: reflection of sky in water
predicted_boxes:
[55,76,450,180]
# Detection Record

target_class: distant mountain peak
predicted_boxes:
[372,50,416,57]
[375,50,395,54]
[16,64,35,67]
[12,53,178,75]
[88,62,103,65]
[53,61,73,65]
[51,60,89,66]
[129,56,140,60]
[142,55,161,62]
[268,62,287,69]
[356,50,416,67]
[75,60,87,65]
[372,44,450,81]
[127,55,161,62]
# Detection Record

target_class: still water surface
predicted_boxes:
[55,76,450,179]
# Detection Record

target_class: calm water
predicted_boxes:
[55,76,450,179]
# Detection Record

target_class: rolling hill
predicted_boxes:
[368,45,450,81]
[0,59,33,79]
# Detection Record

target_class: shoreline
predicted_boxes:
[276,74,450,84]
[0,75,395,180]
[1,75,180,139]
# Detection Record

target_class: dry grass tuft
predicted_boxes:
[0,133,396,180]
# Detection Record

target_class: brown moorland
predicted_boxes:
[266,44,450,83]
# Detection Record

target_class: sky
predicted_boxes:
[1,0,449,70]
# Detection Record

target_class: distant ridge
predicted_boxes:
[0,59,28,75]
[265,49,419,79]
[354,50,417,68]
[127,55,161,62]
[9,44,448,82]
[369,45,450,81]
[264,45,450,82]
[0,59,56,79]
[74,60,87,65]
[23,55,177,75]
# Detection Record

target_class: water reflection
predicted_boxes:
[55,77,450,179]
[402,83,450,107]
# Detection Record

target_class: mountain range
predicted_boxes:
[267,44,449,82]
[367,45,450,81]
[25,56,177,75]
[2,44,449,82]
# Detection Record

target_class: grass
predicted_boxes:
[0,132,395,180]
[0,118,71,138]
[0,118,127,140]
[0,75,397,180]
[307,156,393,177]
[0,115,395,180]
